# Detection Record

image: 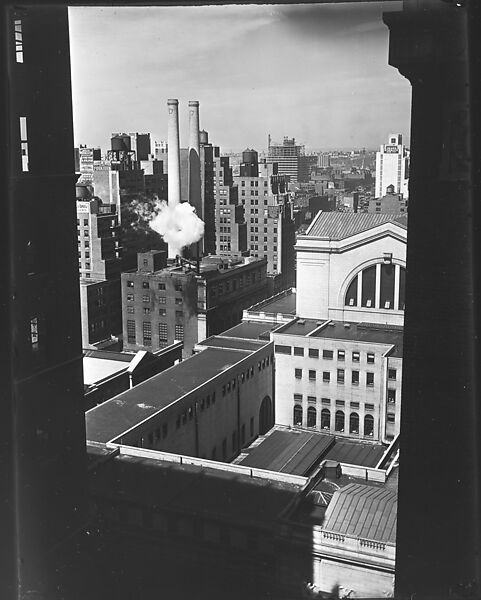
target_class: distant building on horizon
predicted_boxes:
[375,133,409,199]
[368,184,408,214]
[267,136,304,183]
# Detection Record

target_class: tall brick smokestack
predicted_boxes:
[167,98,181,258]
[167,98,181,207]
[188,100,202,256]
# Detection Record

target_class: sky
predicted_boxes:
[68,2,411,153]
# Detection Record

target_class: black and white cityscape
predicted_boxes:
[4,2,479,600]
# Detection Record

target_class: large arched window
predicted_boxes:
[321,409,330,430]
[335,410,345,432]
[364,414,374,436]
[307,406,317,428]
[349,412,359,434]
[344,264,406,310]
[293,404,303,426]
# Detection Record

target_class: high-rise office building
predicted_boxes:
[235,150,296,291]
[267,136,304,183]
[374,133,409,199]
[76,188,123,349]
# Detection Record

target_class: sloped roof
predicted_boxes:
[239,429,335,476]
[86,347,252,444]
[323,482,397,544]
[306,212,407,240]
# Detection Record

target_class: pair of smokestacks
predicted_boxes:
[167,99,202,259]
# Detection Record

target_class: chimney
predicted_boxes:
[188,101,201,212]
[188,100,203,255]
[167,98,181,259]
[167,99,181,207]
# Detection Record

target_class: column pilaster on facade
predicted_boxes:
[356,270,362,308]
[374,263,381,309]
[393,264,400,311]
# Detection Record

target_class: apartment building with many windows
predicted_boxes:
[76,188,123,348]
[121,252,269,357]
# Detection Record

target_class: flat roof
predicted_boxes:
[86,347,252,444]
[311,321,403,356]
[83,350,133,362]
[83,356,129,386]
[197,336,268,351]
[88,448,302,529]
[276,318,325,336]
[239,429,334,476]
[322,482,397,544]
[238,426,387,475]
[248,290,296,315]
[219,321,281,341]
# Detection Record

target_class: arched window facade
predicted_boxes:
[344,264,406,311]
[293,404,303,426]
[307,406,316,428]
[349,412,359,434]
[335,410,345,432]
[364,414,374,436]
[321,409,330,430]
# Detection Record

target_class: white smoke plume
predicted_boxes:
[131,196,204,256]
[150,200,204,256]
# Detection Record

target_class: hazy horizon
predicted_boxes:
[69,2,411,154]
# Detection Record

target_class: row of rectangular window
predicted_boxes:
[126,280,183,292]
[295,368,375,386]
[276,345,398,380]
[126,307,183,318]
[126,294,183,305]
[126,320,183,344]
[293,347,377,364]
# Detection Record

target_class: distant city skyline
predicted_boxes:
[69,2,411,153]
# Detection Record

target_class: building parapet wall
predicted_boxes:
[313,526,396,568]
[338,463,386,483]
[105,442,309,487]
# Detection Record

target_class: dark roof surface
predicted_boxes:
[239,427,388,475]
[89,449,301,529]
[306,212,407,240]
[198,335,268,351]
[277,318,326,336]
[220,321,281,341]
[86,347,252,444]
[312,321,403,357]
[324,440,385,467]
[248,290,296,315]
[239,429,335,476]
[322,482,397,544]
[83,349,133,362]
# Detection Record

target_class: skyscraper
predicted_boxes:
[374,133,409,199]
[267,136,304,183]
